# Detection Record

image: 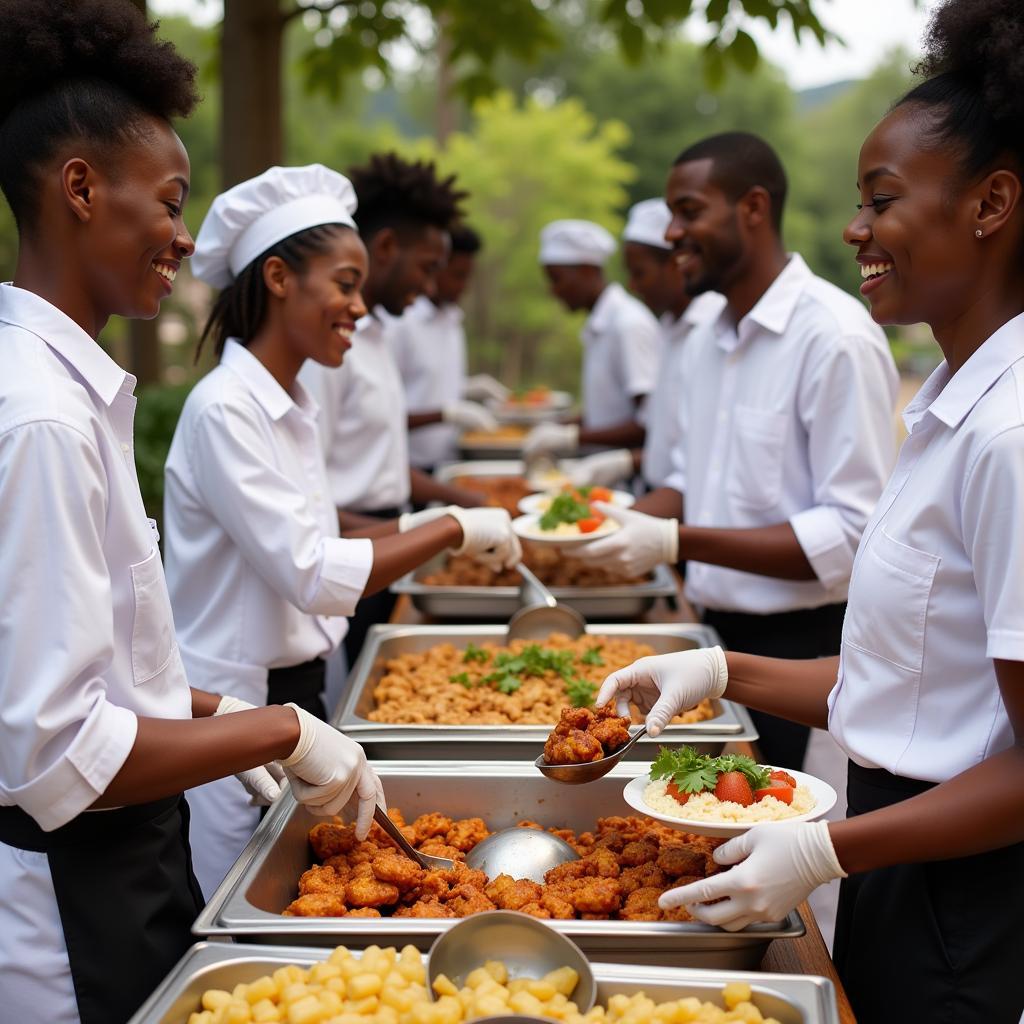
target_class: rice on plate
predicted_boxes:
[643,778,816,823]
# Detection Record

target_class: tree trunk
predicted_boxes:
[221,0,284,188]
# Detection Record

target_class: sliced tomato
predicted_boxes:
[589,486,613,503]
[666,780,691,806]
[769,769,797,788]
[577,517,604,533]
[754,784,794,805]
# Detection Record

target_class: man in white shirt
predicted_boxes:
[524,219,659,460]
[573,132,899,769]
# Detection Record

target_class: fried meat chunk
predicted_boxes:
[543,728,603,765]
[485,875,543,911]
[621,886,662,921]
[345,876,400,908]
[445,817,489,852]
[418,839,465,862]
[298,864,347,897]
[411,812,455,843]
[347,841,383,866]
[283,893,349,917]
[567,877,622,915]
[619,862,667,896]
[619,839,659,867]
[445,884,496,916]
[657,844,708,878]
[394,900,456,918]
[347,907,383,918]
[309,821,358,860]
[371,852,424,891]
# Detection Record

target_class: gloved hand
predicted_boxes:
[659,821,847,931]
[463,373,510,403]
[568,502,678,577]
[215,695,286,806]
[442,400,499,433]
[596,645,728,736]
[447,507,522,570]
[280,704,383,838]
[567,449,634,487]
[398,505,457,532]
[523,422,579,457]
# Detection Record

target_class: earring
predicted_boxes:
[975,229,983,238]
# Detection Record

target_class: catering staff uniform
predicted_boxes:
[163,340,372,896]
[826,314,1024,1023]
[389,294,467,470]
[580,281,659,430]
[299,315,407,663]
[0,285,203,1024]
[665,254,898,768]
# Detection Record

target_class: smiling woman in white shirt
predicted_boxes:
[597,1,1024,1019]
[163,164,520,897]
[0,5,393,1022]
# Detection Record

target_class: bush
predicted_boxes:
[134,382,193,523]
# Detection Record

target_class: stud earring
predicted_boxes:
[975,229,983,238]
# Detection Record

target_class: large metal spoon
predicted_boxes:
[505,562,586,642]
[373,806,456,872]
[535,725,648,785]
[464,827,579,884]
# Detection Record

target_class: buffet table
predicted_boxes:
[387,591,857,1023]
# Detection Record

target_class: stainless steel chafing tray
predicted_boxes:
[194,763,800,967]
[331,624,756,761]
[131,942,839,1024]
[434,458,537,482]
[457,435,531,461]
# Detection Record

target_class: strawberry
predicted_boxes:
[769,769,797,788]
[714,771,753,806]
[754,784,794,805]
[666,780,691,806]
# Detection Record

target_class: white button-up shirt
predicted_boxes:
[581,282,660,429]
[389,295,466,469]
[0,285,190,831]
[828,315,1024,782]
[642,293,726,488]
[163,341,372,704]
[299,312,411,511]
[666,254,898,614]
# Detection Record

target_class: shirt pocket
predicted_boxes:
[844,528,939,674]
[727,405,788,510]
[129,547,179,685]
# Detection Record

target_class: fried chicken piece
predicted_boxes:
[418,839,465,862]
[298,864,347,897]
[659,905,694,922]
[594,830,627,853]
[411,812,454,843]
[448,863,488,888]
[323,855,352,879]
[540,891,576,919]
[590,710,631,754]
[516,819,544,830]
[568,877,622,915]
[619,839,659,867]
[372,852,424,891]
[586,846,622,878]
[621,886,662,922]
[393,899,456,918]
[348,841,383,866]
[485,875,543,911]
[445,884,496,917]
[283,893,349,917]
[619,862,667,896]
[573,831,596,855]
[545,859,590,884]
[347,907,383,918]
[418,870,452,901]
[657,844,708,878]
[596,817,647,843]
[309,821,357,860]
[518,902,552,919]
[386,807,406,828]
[345,875,400,908]
[543,728,603,765]
[547,827,577,846]
[350,861,375,880]
[445,817,489,852]
[556,707,596,733]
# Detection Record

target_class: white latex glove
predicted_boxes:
[523,421,579,457]
[568,502,678,577]
[659,821,847,931]
[280,704,383,837]
[447,506,522,570]
[398,504,457,532]
[215,695,286,807]
[442,400,499,433]
[463,373,510,403]
[567,449,634,487]
[595,646,728,736]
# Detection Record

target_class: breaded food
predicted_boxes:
[621,886,663,921]
[309,821,358,860]
[543,704,633,765]
[393,899,456,918]
[446,817,490,851]
[485,875,544,911]
[567,877,622,915]
[619,839,660,867]
[411,812,454,842]
[298,864,347,896]
[619,862,667,895]
[544,728,603,765]
[283,892,349,917]
[657,844,708,878]
[345,876,401,908]
[372,852,424,891]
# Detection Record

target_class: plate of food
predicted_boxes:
[492,386,573,413]
[622,746,837,838]
[512,491,620,546]
[517,485,634,516]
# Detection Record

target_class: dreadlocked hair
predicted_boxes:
[898,0,1024,180]
[196,224,354,362]
[0,0,199,230]
[348,152,467,241]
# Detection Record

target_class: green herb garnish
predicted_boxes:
[579,646,605,667]
[463,643,490,664]
[565,676,597,708]
[539,492,593,531]
[650,746,772,793]
[449,672,473,687]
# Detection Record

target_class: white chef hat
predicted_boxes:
[192,164,359,289]
[538,219,616,266]
[622,198,672,250]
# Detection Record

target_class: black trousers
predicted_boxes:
[0,796,204,1024]
[266,655,328,721]
[834,762,1024,1023]
[702,602,846,769]
[343,505,401,666]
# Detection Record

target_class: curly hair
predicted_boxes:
[449,223,482,255]
[898,0,1024,178]
[348,152,467,241]
[0,0,199,229]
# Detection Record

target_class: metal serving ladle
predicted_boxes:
[505,562,586,642]
[535,725,648,785]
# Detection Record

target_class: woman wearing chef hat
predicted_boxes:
[162,163,521,896]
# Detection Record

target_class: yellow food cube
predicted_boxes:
[188,1013,215,1024]
[251,997,282,1022]
[383,969,408,991]
[280,983,310,1005]
[308,963,343,985]
[722,984,752,1011]
[244,978,278,1005]
[484,960,508,984]
[526,979,557,1001]
[220,1000,254,1024]
[474,995,510,1017]
[202,990,234,1012]
[376,1007,400,1024]
[328,946,352,965]
[510,990,545,1016]
[286,994,326,1024]
[381,987,417,1013]
[348,995,379,1015]
[465,967,493,990]
[547,968,580,998]
[346,972,382,999]
[325,977,346,997]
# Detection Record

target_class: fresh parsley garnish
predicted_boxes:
[539,492,593,531]
[462,643,490,664]
[565,676,597,708]
[579,646,605,667]
[650,746,771,793]
[449,672,473,687]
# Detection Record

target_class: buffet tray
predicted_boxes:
[332,623,756,760]
[391,555,678,621]
[194,762,800,968]
[457,436,530,460]
[131,941,838,1024]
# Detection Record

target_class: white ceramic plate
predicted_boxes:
[511,512,620,547]
[622,768,838,838]
[516,490,635,515]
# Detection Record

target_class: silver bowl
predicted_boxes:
[426,910,597,1011]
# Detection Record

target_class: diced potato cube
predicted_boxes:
[465,967,492,990]
[188,1013,214,1024]
[325,978,346,997]
[722,984,752,1011]
[280,983,310,1005]
[526,979,557,1001]
[381,987,417,1013]
[474,995,509,1017]
[510,990,545,1016]
[346,972,382,999]
[432,975,459,998]
[328,946,352,965]
[202,990,234,1012]
[286,994,326,1024]
[546,968,580,998]
[221,1000,253,1024]
[309,963,342,985]
[484,960,508,984]
[251,997,282,1022]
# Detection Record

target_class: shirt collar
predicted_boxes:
[905,312,1024,432]
[0,283,129,406]
[221,339,315,422]
[585,281,623,335]
[743,253,812,336]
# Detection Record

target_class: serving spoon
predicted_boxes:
[505,562,586,642]
[534,724,648,785]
